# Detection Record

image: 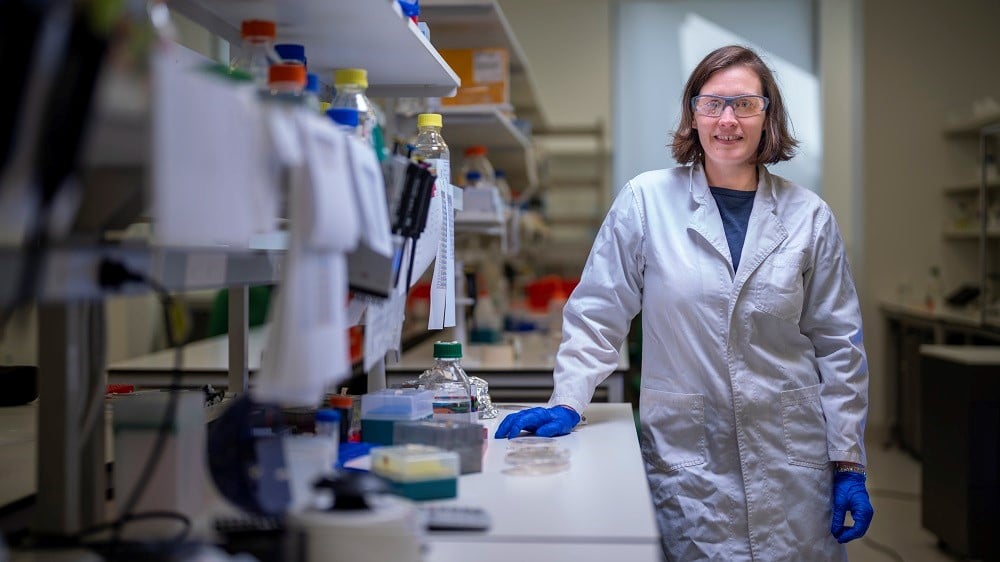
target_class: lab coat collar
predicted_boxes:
[686,163,788,284]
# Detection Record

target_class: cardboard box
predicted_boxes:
[439,48,509,107]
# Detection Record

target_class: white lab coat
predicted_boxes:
[549,164,868,561]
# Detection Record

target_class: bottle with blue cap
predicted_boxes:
[304,72,321,112]
[274,43,307,66]
[327,107,361,137]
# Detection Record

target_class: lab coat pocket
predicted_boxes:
[753,251,806,322]
[639,388,706,473]
[780,384,829,469]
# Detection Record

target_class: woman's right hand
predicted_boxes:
[494,406,581,439]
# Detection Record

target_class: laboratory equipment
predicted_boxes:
[418,505,491,531]
[469,376,498,419]
[371,444,460,500]
[267,63,307,97]
[314,408,341,461]
[417,341,476,423]
[207,396,292,516]
[494,168,513,205]
[412,113,449,168]
[459,145,495,185]
[304,73,321,112]
[287,471,422,562]
[113,391,206,538]
[409,113,451,293]
[494,405,580,439]
[503,439,572,475]
[274,43,306,66]
[328,107,360,136]
[230,20,280,88]
[393,419,485,474]
[831,471,873,543]
[326,394,356,443]
[360,388,434,445]
[471,288,502,343]
[332,68,375,139]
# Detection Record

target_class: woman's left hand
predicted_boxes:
[830,470,874,543]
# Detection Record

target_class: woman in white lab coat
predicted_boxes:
[495,45,873,561]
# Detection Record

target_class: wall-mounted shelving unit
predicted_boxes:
[171,0,461,97]
[439,106,538,189]
[420,0,547,128]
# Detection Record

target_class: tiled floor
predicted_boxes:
[844,437,962,562]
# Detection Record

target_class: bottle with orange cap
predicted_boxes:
[230,19,281,88]
[267,63,307,99]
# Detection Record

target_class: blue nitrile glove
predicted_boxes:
[494,406,581,439]
[831,470,874,543]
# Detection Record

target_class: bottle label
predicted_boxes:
[428,157,456,330]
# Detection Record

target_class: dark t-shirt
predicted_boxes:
[710,186,756,272]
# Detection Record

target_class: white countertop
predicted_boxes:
[919,344,1000,365]
[424,403,657,545]
[879,301,982,326]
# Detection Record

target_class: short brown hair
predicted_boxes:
[670,45,798,165]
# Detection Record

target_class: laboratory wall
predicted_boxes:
[862,0,1000,429]
[612,0,820,195]
[498,0,612,129]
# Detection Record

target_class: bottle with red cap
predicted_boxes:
[230,19,281,88]
[458,145,495,187]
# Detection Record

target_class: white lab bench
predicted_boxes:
[0,402,660,560]
[421,402,660,560]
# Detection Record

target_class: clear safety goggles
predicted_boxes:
[691,94,769,118]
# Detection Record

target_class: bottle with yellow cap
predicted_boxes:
[331,68,386,160]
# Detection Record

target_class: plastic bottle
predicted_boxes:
[417,341,477,423]
[314,409,341,468]
[267,63,307,98]
[332,69,374,137]
[328,107,361,137]
[472,289,502,343]
[459,145,495,186]
[412,113,450,179]
[494,169,513,205]
[274,43,307,66]
[924,266,944,312]
[304,73,321,112]
[464,170,482,188]
[230,20,281,89]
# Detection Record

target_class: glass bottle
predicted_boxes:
[494,169,513,206]
[304,72,321,113]
[332,69,374,136]
[459,145,495,186]
[274,43,307,66]
[230,19,280,89]
[328,107,361,137]
[417,341,477,423]
[412,113,450,179]
[267,63,306,99]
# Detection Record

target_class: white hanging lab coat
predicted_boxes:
[549,165,868,561]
